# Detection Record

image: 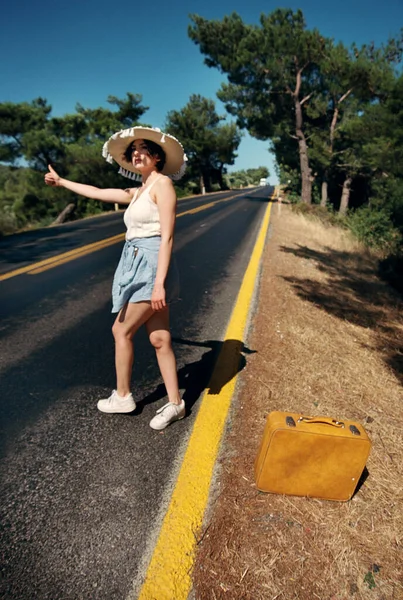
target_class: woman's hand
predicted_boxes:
[151,283,166,311]
[44,164,62,187]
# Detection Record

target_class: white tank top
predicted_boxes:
[123,176,162,240]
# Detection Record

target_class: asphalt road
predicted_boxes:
[0,186,273,599]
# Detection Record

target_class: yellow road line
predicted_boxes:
[136,200,273,600]
[28,235,126,274]
[176,192,239,217]
[0,194,240,282]
[0,233,125,281]
[177,201,215,216]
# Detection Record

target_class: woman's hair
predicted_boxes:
[124,139,166,172]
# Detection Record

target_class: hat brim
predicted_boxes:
[102,126,186,178]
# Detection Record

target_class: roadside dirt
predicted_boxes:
[192,203,403,600]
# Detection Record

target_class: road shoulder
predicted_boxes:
[192,204,403,600]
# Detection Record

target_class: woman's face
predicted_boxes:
[131,139,158,171]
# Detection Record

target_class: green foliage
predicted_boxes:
[189,9,324,136]
[291,202,344,227]
[0,98,52,165]
[0,93,150,234]
[0,166,64,232]
[0,93,149,174]
[175,184,198,199]
[189,9,332,203]
[379,252,403,293]
[0,199,19,235]
[106,93,148,129]
[277,162,307,203]
[0,89,242,234]
[227,166,269,188]
[13,193,49,223]
[166,94,241,192]
[363,570,377,590]
[189,10,403,212]
[1,9,402,292]
[369,176,403,232]
[347,206,402,253]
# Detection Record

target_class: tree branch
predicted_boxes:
[330,107,340,150]
[338,88,353,105]
[294,69,302,97]
[300,92,314,105]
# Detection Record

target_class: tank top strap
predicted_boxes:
[145,174,163,195]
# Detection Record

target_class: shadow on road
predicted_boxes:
[138,338,256,414]
[244,196,273,203]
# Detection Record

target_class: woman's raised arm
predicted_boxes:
[44,165,133,205]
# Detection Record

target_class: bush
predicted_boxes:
[13,193,50,224]
[176,182,199,198]
[379,252,403,294]
[286,191,301,204]
[347,206,402,254]
[291,202,345,227]
[0,208,18,236]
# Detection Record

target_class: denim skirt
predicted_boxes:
[111,236,180,313]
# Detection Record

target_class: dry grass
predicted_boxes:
[192,205,403,600]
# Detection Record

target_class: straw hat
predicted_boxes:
[102,126,187,181]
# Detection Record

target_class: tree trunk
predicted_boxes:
[53,203,76,224]
[201,167,212,193]
[320,179,328,206]
[329,90,352,150]
[339,176,352,215]
[295,97,312,204]
[199,174,206,195]
[217,165,225,190]
[329,106,339,152]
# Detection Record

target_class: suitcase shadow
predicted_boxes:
[353,466,369,497]
[138,337,256,413]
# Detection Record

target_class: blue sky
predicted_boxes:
[1,0,402,183]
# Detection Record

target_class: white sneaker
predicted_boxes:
[97,390,136,413]
[149,400,186,430]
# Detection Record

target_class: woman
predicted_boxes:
[44,126,187,431]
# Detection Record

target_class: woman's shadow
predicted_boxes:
[139,337,256,414]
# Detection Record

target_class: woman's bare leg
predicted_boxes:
[112,302,154,396]
[146,308,181,405]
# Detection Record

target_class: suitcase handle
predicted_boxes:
[297,416,345,428]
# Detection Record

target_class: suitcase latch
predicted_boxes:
[286,416,296,427]
[349,425,361,436]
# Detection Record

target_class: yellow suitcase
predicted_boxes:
[254,412,371,501]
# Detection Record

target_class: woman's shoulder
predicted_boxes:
[153,174,176,196]
[152,175,176,206]
[156,174,174,188]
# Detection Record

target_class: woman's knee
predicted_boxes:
[112,321,132,342]
[149,329,171,351]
